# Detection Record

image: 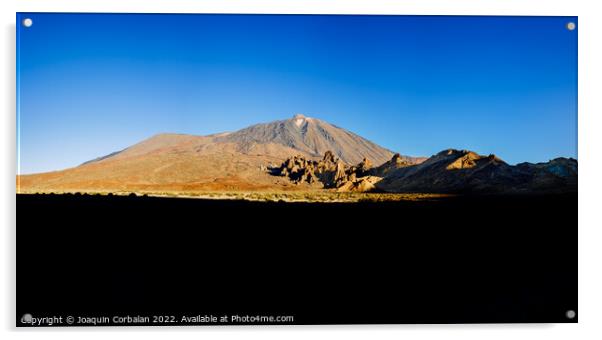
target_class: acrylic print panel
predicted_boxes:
[16,13,577,326]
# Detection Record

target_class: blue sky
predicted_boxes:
[17,14,577,174]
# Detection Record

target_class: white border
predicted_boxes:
[2,1,601,339]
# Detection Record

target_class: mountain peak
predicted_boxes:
[292,113,307,119]
[291,114,309,127]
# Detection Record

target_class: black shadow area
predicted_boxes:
[17,193,577,325]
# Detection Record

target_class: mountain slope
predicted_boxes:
[215,114,403,166]
[376,149,577,194]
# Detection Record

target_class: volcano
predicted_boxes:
[17,114,421,194]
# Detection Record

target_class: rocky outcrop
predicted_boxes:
[270,151,385,192]
[370,153,414,176]
[336,176,383,192]
[275,155,318,184]
[357,158,373,176]
[445,151,481,170]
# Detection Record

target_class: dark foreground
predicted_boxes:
[17,193,577,325]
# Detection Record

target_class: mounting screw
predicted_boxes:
[22,18,33,28]
[566,22,576,31]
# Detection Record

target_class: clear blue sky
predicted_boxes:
[17,13,577,174]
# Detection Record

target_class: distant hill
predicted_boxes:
[375,149,577,194]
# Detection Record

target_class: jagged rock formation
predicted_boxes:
[270,151,384,192]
